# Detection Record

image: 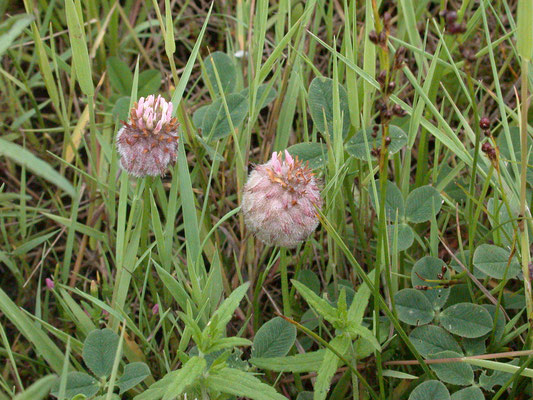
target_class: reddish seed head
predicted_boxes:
[152,304,159,315]
[116,95,179,177]
[242,151,323,248]
[479,117,490,130]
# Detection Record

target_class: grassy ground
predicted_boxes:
[0,0,532,399]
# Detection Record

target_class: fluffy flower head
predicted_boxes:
[116,95,179,177]
[242,150,322,248]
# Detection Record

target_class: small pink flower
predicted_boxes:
[152,303,159,315]
[242,150,323,248]
[45,277,54,290]
[116,95,179,177]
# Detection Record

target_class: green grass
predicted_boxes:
[0,0,532,399]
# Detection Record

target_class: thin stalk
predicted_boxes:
[279,247,292,317]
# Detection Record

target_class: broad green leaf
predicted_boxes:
[212,282,250,332]
[409,325,462,357]
[292,280,338,324]
[388,223,414,251]
[479,359,518,392]
[65,0,93,96]
[450,250,486,279]
[296,392,314,400]
[440,303,493,338]
[296,270,321,295]
[251,350,325,373]
[346,323,381,351]
[203,51,238,95]
[0,14,33,57]
[450,386,484,400]
[409,380,450,400]
[308,77,351,137]
[411,256,450,309]
[112,96,131,122]
[394,288,434,326]
[370,180,405,220]
[201,93,248,140]
[138,70,162,98]
[155,264,192,313]
[163,356,205,400]
[347,270,374,325]
[473,244,521,279]
[82,329,120,378]
[207,367,286,400]
[107,57,133,95]
[50,372,99,399]
[239,83,277,109]
[252,317,296,358]
[134,370,180,400]
[117,362,151,394]
[405,186,443,223]
[346,125,407,159]
[13,375,56,400]
[314,335,351,400]
[287,142,328,169]
[193,104,210,127]
[428,350,474,386]
[0,139,75,197]
[462,337,486,357]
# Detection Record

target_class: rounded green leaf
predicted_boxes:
[346,125,407,160]
[51,372,99,399]
[409,325,462,357]
[296,270,320,295]
[388,223,414,251]
[287,142,328,169]
[203,52,238,95]
[82,328,120,378]
[112,96,131,122]
[118,362,151,394]
[409,380,450,400]
[428,350,474,386]
[201,93,248,140]
[106,56,132,95]
[308,77,351,137]
[451,386,484,400]
[193,104,210,128]
[394,288,434,326]
[405,186,443,223]
[370,180,404,220]
[239,83,277,109]
[252,317,297,358]
[440,303,493,338]
[138,70,162,98]
[473,244,521,279]
[450,250,486,279]
[411,256,450,309]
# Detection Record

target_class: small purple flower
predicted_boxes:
[242,150,323,248]
[116,95,179,177]
[152,303,159,315]
[45,277,54,290]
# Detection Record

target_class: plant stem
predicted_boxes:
[280,247,292,317]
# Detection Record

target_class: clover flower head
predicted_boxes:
[242,150,322,248]
[116,95,179,177]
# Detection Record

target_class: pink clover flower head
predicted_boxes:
[116,95,179,177]
[242,150,323,248]
[45,277,54,290]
